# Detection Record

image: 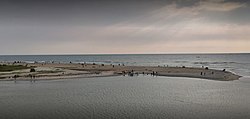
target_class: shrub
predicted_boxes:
[30,68,36,72]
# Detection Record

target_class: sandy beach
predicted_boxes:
[0,62,241,81]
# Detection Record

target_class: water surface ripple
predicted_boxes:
[1,76,250,119]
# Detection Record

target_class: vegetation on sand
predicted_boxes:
[0,65,30,72]
[30,68,36,72]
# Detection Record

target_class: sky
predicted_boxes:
[0,0,250,54]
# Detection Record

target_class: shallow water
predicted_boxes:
[1,76,250,119]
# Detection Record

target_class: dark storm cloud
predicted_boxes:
[0,0,248,25]
[0,0,170,26]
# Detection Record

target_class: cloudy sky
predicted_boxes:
[0,0,249,54]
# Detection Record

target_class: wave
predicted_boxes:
[193,61,239,65]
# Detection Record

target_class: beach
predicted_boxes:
[0,62,241,81]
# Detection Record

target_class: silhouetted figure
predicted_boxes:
[28,74,32,79]
[212,72,214,74]
[13,75,18,80]
[136,72,139,76]
[13,76,17,83]
[122,71,125,75]
[128,72,134,77]
[201,72,203,75]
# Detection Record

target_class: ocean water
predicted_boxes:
[1,54,250,77]
[1,54,250,119]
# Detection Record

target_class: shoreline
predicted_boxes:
[0,62,241,81]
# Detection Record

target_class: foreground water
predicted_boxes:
[1,75,250,119]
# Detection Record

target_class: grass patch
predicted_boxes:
[37,70,63,74]
[0,65,31,72]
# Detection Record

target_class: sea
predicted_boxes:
[0,54,250,119]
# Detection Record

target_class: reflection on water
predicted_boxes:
[0,76,250,119]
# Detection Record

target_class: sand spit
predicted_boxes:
[0,62,241,81]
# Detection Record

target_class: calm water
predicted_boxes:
[1,76,250,119]
[1,54,250,119]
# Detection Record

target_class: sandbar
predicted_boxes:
[0,62,241,81]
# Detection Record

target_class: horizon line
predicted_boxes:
[0,52,250,56]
